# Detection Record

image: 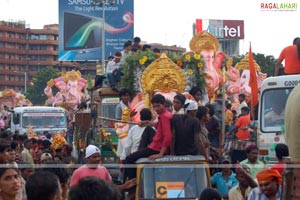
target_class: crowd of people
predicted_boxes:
[0,36,298,200]
[0,84,290,200]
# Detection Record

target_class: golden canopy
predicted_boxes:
[235,54,261,72]
[141,53,187,93]
[189,31,220,53]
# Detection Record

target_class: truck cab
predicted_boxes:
[10,106,67,135]
[135,155,211,200]
[258,75,300,163]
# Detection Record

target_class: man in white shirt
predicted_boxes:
[121,41,132,64]
[121,108,155,160]
[21,139,34,164]
[106,51,123,92]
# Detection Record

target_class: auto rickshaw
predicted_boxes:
[135,155,211,200]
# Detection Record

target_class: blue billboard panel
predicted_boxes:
[58,0,134,61]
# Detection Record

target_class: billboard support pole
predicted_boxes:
[101,2,105,75]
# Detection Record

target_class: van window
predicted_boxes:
[261,88,292,132]
[22,112,66,128]
[100,97,120,128]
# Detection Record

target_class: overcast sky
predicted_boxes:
[1,0,300,57]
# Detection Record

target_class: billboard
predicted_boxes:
[59,0,134,61]
[196,19,244,39]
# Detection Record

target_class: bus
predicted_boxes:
[258,74,300,163]
[10,106,68,135]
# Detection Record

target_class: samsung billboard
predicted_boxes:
[59,0,134,61]
[196,19,244,39]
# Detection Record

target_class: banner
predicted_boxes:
[58,0,134,61]
[195,19,244,39]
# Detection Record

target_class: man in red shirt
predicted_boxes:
[124,93,172,162]
[275,37,300,76]
[70,145,112,187]
[228,106,252,140]
[123,94,172,180]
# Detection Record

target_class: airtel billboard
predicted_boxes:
[196,19,244,39]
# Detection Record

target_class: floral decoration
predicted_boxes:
[51,133,67,150]
[27,125,37,139]
[121,50,207,95]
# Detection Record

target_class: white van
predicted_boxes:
[258,75,300,163]
[10,106,68,135]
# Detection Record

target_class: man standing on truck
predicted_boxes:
[275,37,300,76]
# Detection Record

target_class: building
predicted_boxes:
[0,20,185,94]
[147,43,186,54]
[0,20,95,93]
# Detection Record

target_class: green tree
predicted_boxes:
[253,53,276,77]
[26,67,60,105]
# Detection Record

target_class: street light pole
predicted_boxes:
[24,72,27,93]
[14,71,27,94]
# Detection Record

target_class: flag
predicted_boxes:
[248,43,258,117]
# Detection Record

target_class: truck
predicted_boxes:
[10,106,68,135]
[257,74,300,163]
[135,155,211,200]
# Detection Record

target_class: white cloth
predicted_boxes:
[21,148,34,164]
[106,59,121,74]
[173,108,185,115]
[121,50,131,64]
[117,137,127,157]
[185,100,198,111]
[120,125,146,160]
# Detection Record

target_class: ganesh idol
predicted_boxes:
[44,70,89,110]
[226,54,267,99]
[189,31,226,98]
[226,54,267,110]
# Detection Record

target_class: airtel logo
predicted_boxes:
[210,25,241,38]
[206,20,245,39]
